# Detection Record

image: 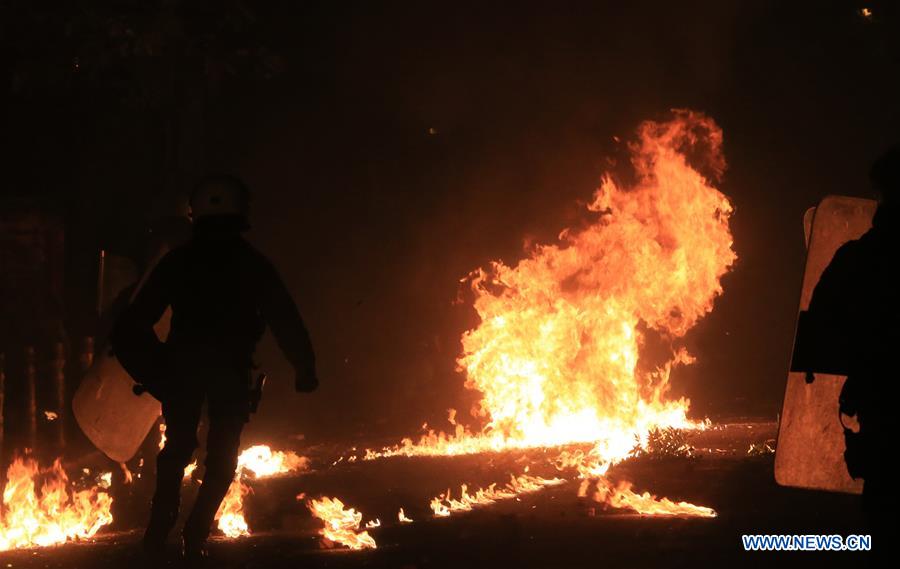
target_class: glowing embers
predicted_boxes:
[307,497,377,550]
[215,445,309,538]
[0,457,114,551]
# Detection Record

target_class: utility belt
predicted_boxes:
[132,353,268,419]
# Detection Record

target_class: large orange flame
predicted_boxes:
[0,457,114,551]
[367,110,734,469]
[459,109,733,458]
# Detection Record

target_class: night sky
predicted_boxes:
[3,1,898,441]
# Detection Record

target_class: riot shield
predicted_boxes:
[774,195,877,494]
[72,253,169,463]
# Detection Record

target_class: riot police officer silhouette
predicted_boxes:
[803,147,898,545]
[112,175,318,561]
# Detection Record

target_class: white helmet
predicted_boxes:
[189,175,250,221]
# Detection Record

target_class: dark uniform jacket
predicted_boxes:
[111,227,315,399]
[796,205,897,480]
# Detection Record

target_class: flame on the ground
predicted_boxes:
[592,478,717,518]
[237,445,309,478]
[0,457,114,551]
[363,111,731,515]
[430,474,564,518]
[215,445,309,538]
[307,497,377,550]
[216,479,252,538]
[398,508,413,523]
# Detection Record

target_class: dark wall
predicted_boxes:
[3,1,898,441]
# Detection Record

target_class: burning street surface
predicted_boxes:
[0,457,113,551]
[0,421,866,568]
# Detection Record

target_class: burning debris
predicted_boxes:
[0,457,114,551]
[307,497,378,550]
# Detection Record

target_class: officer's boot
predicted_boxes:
[142,498,179,558]
[181,468,234,563]
[143,451,190,555]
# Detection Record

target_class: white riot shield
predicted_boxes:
[774,195,877,494]
[72,253,170,463]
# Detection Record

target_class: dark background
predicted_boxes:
[2,1,898,443]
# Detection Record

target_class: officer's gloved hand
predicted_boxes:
[295,365,319,393]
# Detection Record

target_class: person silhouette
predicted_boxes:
[801,145,899,552]
[111,175,318,562]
